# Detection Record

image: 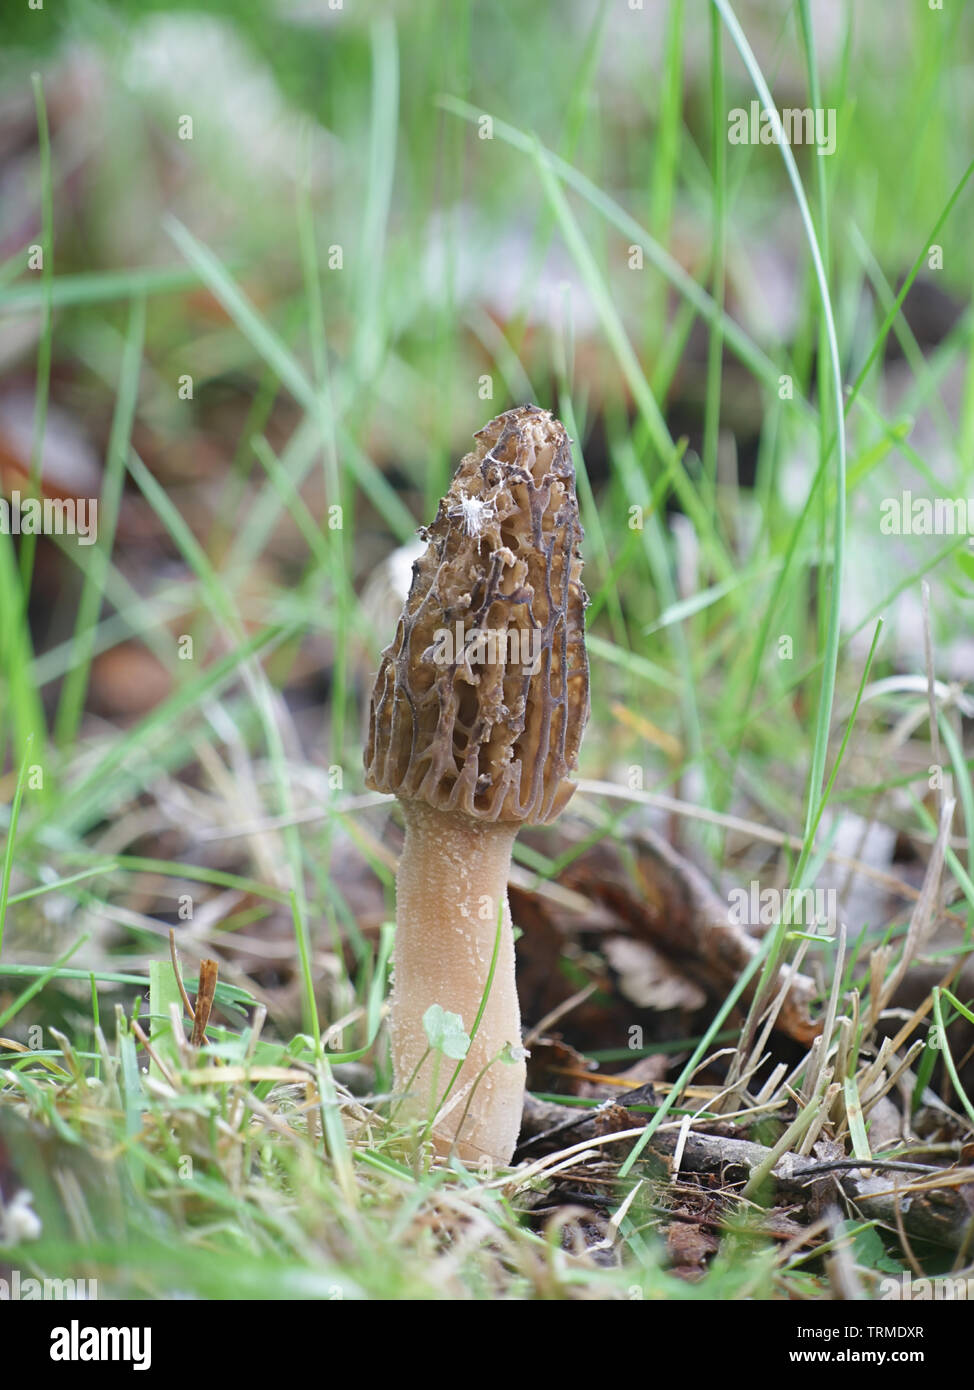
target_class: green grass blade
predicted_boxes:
[54,296,145,746]
[0,736,33,957]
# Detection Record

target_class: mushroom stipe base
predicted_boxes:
[392,800,526,1166]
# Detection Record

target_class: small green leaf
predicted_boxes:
[500,1043,529,1065]
[956,547,974,583]
[843,1221,903,1275]
[422,1004,470,1060]
[148,959,182,1080]
[843,1075,872,1162]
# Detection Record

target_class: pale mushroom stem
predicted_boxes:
[392,799,526,1166]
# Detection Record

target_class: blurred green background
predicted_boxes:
[0,0,972,1302]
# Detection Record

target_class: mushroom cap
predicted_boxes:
[365,404,590,824]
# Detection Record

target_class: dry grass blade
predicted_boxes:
[168,927,197,1028]
[869,796,955,1028]
[191,959,219,1047]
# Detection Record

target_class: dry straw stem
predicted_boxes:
[868,795,955,1028]
[581,778,966,909]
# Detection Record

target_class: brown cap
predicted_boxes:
[365,404,590,823]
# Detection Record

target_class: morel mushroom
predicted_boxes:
[365,404,590,1165]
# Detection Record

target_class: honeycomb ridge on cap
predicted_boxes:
[365,403,590,824]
